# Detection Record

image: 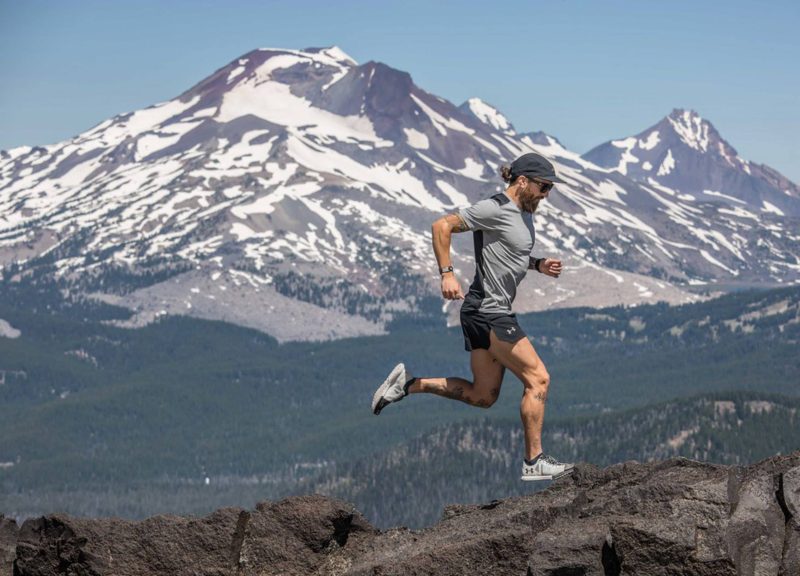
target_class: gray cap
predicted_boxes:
[510,153,565,183]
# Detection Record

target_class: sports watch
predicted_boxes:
[439,265,454,275]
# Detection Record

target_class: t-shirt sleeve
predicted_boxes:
[458,198,502,231]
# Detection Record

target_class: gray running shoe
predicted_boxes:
[372,363,414,415]
[521,454,574,481]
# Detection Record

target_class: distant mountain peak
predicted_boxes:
[300,45,358,65]
[669,107,703,121]
[253,45,357,66]
[664,108,716,153]
[460,98,515,134]
[582,108,800,216]
[523,130,565,149]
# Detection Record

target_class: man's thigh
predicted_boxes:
[470,348,505,394]
[487,330,546,384]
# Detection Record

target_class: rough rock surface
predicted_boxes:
[8,453,800,575]
[0,515,17,576]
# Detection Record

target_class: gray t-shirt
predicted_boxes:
[458,192,536,314]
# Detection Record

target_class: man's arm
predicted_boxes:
[431,213,469,300]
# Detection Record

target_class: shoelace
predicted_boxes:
[541,454,564,465]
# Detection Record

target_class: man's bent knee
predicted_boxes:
[520,370,549,406]
[474,382,501,408]
[522,368,549,388]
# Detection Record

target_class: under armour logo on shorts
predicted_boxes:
[507,327,516,334]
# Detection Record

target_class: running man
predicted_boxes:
[371,152,574,481]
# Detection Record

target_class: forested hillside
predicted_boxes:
[1,280,798,526]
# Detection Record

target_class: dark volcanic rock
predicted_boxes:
[781,464,800,575]
[9,454,800,575]
[12,496,375,576]
[14,508,244,576]
[0,515,17,576]
[236,495,377,575]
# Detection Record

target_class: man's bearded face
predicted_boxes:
[518,183,543,213]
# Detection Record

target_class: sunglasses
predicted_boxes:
[528,178,554,194]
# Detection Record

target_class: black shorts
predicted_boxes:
[460,304,527,351]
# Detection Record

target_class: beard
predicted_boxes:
[519,190,541,213]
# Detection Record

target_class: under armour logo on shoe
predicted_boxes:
[507,327,516,334]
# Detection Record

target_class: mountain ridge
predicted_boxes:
[2,46,798,341]
[583,107,800,217]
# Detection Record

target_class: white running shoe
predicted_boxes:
[372,363,414,415]
[521,454,574,481]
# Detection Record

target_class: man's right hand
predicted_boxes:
[441,273,464,300]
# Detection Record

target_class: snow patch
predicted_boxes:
[436,180,469,206]
[0,318,21,338]
[594,180,628,205]
[411,94,474,137]
[611,137,636,149]
[762,201,784,216]
[638,131,660,150]
[657,149,675,176]
[119,95,202,141]
[227,63,247,83]
[610,137,639,175]
[287,135,447,211]
[465,98,514,133]
[218,59,389,147]
[230,222,259,241]
[699,249,737,274]
[185,107,217,120]
[403,128,429,150]
[703,189,745,205]
[4,145,32,160]
[668,110,709,152]
[718,141,736,166]
[319,45,357,65]
[231,180,320,218]
[297,195,345,250]
[136,120,203,160]
[458,158,486,181]
[717,206,758,221]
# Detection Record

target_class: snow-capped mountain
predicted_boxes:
[583,108,800,217]
[1,47,798,341]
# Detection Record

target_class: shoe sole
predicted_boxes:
[372,363,405,415]
[520,468,574,482]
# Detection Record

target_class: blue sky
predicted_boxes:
[2,0,798,180]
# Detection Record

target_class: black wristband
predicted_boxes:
[439,265,454,275]
[533,258,545,272]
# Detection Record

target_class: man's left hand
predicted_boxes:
[540,258,563,278]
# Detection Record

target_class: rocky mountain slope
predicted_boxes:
[4,451,799,575]
[2,47,799,341]
[307,392,800,529]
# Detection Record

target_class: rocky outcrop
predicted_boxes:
[0,515,17,576]
[8,453,800,575]
[11,496,376,576]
